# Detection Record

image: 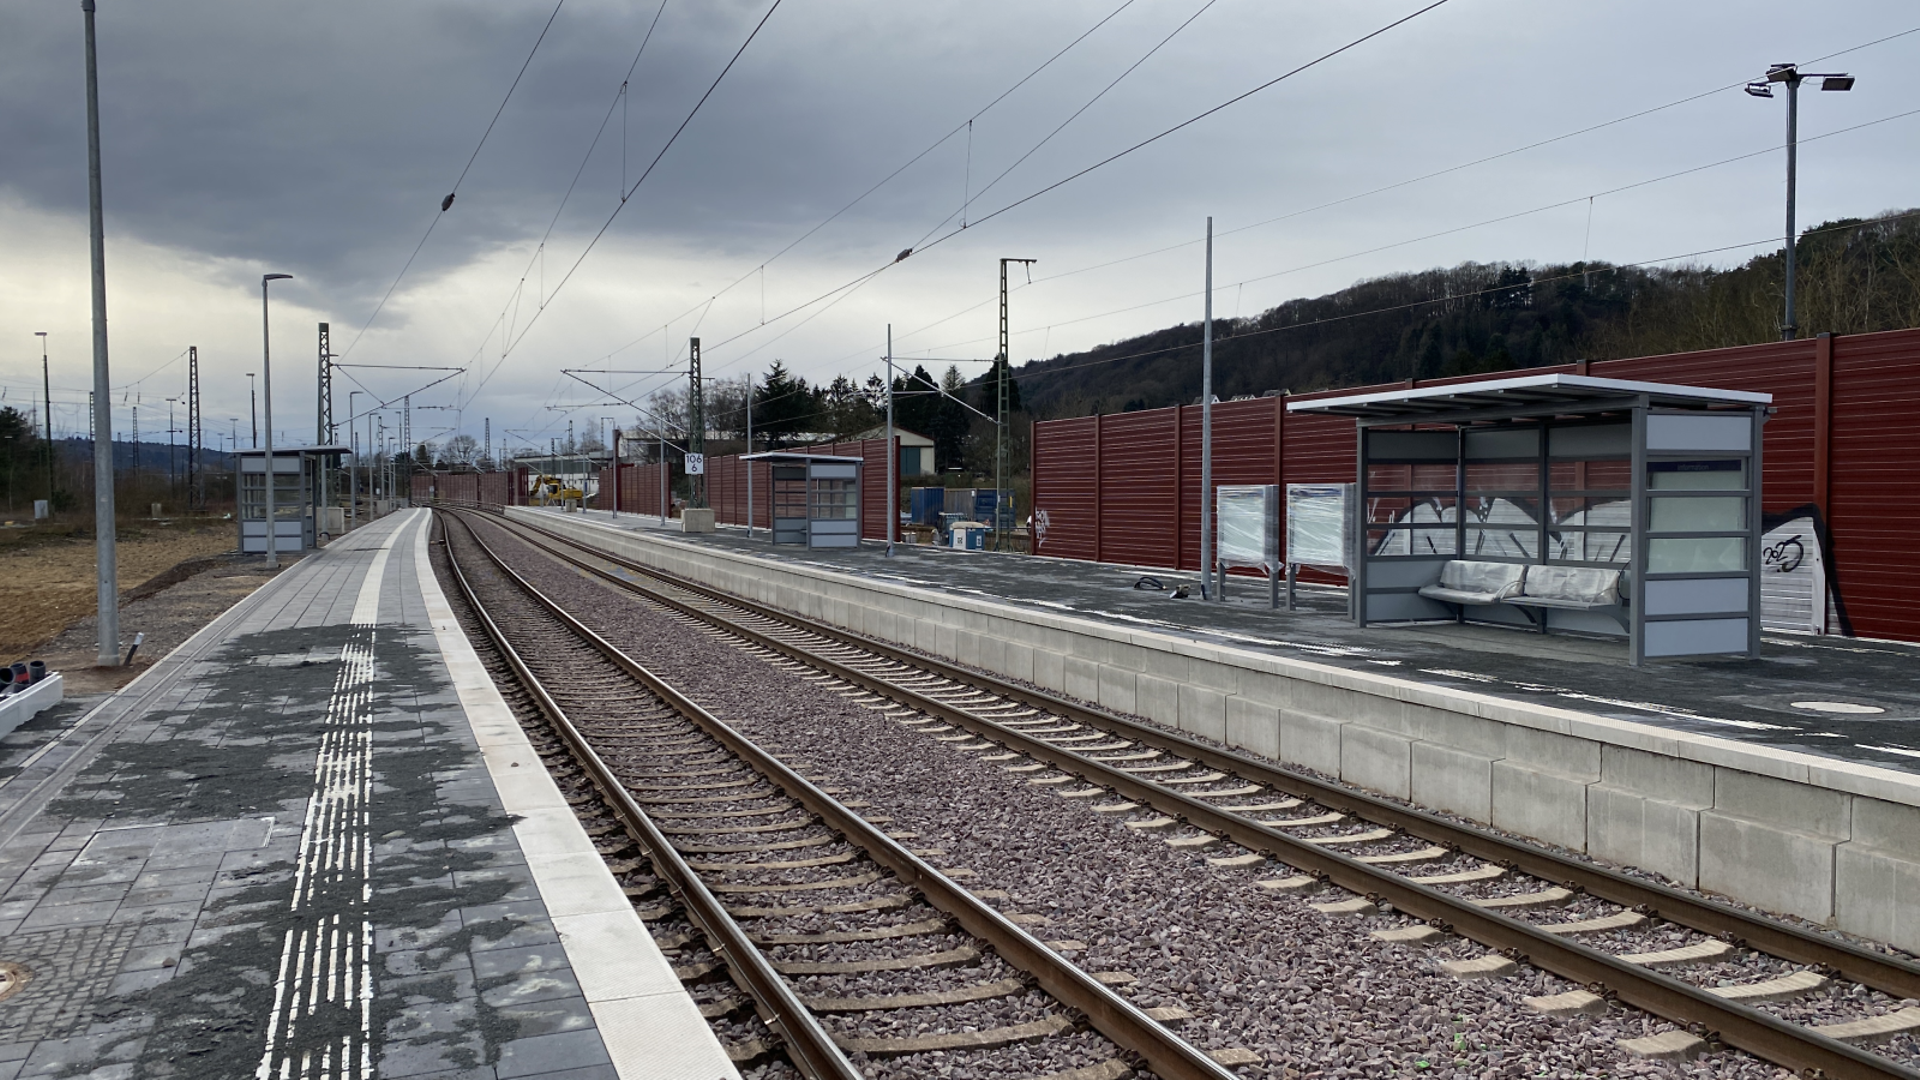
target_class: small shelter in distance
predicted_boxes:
[233,445,348,554]
[741,451,862,548]
[1288,374,1770,666]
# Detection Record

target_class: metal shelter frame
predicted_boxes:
[1289,374,1772,666]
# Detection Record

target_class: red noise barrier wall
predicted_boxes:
[1031,326,1920,642]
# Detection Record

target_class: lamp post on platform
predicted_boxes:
[1744,63,1854,341]
[261,273,292,568]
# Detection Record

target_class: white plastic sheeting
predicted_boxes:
[1216,485,1280,570]
[1285,484,1353,571]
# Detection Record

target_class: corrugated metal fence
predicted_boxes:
[1032,327,1920,642]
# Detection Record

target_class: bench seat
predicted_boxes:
[1416,560,1525,607]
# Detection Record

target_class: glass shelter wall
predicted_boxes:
[1308,373,1770,665]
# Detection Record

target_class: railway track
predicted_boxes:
[434,510,1248,1080]
[458,505,1920,1078]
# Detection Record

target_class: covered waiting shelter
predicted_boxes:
[233,444,349,555]
[1288,374,1771,665]
[740,451,862,548]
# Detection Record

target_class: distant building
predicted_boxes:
[849,427,936,476]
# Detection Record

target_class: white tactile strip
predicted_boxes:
[253,516,404,1080]
[410,516,741,1080]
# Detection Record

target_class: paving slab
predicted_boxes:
[0,509,736,1080]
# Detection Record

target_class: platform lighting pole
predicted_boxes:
[247,373,258,447]
[885,326,896,557]
[1200,217,1215,600]
[35,332,54,504]
[1745,64,1853,341]
[82,0,120,667]
[348,390,364,529]
[996,257,1035,550]
[261,273,291,569]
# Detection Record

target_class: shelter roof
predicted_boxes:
[740,451,864,464]
[1285,374,1770,421]
[231,444,350,457]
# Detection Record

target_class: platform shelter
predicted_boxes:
[233,444,348,554]
[741,451,862,548]
[1289,374,1771,665]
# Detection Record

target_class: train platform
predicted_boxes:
[0,508,735,1080]
[536,507,1920,776]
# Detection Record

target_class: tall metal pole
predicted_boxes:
[885,324,895,558]
[187,345,202,512]
[611,428,620,517]
[248,373,257,447]
[317,322,331,539]
[745,373,754,538]
[348,390,361,529]
[659,426,667,526]
[995,257,1035,550]
[261,273,290,569]
[1781,73,1800,342]
[83,0,119,666]
[688,337,705,508]
[1200,217,1215,600]
[38,333,54,504]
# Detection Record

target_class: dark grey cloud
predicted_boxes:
[4,0,1917,444]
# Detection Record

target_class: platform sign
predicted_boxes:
[685,453,705,475]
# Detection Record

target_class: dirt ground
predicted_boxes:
[32,552,306,694]
[0,520,296,693]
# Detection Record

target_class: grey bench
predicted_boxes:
[1417,560,1525,617]
[1503,565,1628,631]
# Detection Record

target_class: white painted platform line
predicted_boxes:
[254,517,415,1080]
[411,513,740,1080]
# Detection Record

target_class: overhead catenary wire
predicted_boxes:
[905,106,1920,357]
[689,0,1457,364]
[723,20,1920,375]
[339,0,569,361]
[462,0,787,406]
[546,0,1149,390]
[995,210,1920,387]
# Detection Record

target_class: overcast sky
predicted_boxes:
[2,0,1915,454]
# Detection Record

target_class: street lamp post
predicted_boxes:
[83,0,120,667]
[36,332,53,506]
[261,273,292,568]
[1745,64,1854,341]
[348,390,364,530]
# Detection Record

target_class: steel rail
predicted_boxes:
[442,510,1241,1080]
[470,507,1920,1080]
[436,514,861,1080]
[486,506,1920,995]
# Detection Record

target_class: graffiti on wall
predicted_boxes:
[1759,505,1848,636]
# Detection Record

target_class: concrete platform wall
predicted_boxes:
[509,508,1920,953]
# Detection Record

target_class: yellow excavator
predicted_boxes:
[530,474,584,506]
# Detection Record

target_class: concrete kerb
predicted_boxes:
[418,512,740,1080]
[507,507,1920,952]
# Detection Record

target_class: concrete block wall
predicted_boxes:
[510,508,1920,952]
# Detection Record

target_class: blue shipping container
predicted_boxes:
[972,489,1014,524]
[909,487,946,526]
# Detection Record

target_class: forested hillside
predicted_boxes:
[1013,209,1920,419]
